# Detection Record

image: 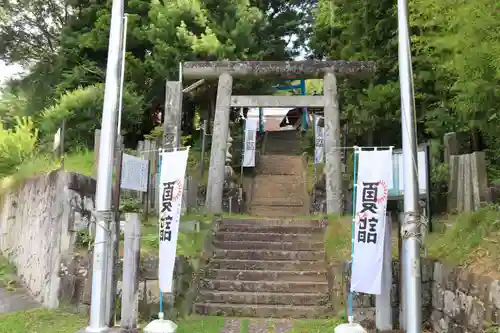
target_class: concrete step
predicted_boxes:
[221,218,322,228]
[200,279,329,293]
[206,269,327,282]
[253,175,305,199]
[209,259,326,271]
[263,149,301,155]
[218,224,324,234]
[213,249,325,261]
[258,155,303,175]
[216,231,323,243]
[213,240,324,251]
[194,303,330,318]
[251,198,305,206]
[198,290,329,306]
[250,205,308,217]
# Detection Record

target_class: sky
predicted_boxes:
[0,61,24,87]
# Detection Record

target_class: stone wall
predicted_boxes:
[430,262,500,333]
[329,259,500,332]
[59,254,195,319]
[311,174,352,214]
[0,170,95,308]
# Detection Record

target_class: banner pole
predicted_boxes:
[240,114,245,186]
[397,0,422,328]
[158,148,164,316]
[348,146,359,323]
[312,114,317,205]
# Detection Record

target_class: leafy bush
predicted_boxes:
[39,83,144,150]
[0,116,38,177]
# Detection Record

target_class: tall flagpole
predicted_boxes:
[86,0,124,330]
[397,0,422,331]
[117,13,128,135]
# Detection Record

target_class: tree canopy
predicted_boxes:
[1,0,500,184]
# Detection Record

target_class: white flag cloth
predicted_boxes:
[351,149,393,295]
[158,148,190,292]
[243,118,258,167]
[314,116,324,164]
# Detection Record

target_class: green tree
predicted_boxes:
[39,83,144,149]
[0,116,38,176]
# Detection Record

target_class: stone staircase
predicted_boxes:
[250,130,309,217]
[263,130,302,155]
[194,217,330,318]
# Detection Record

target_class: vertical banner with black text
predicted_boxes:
[243,118,258,167]
[158,148,190,292]
[351,149,393,295]
[314,116,324,164]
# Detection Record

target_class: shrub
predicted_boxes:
[0,116,38,177]
[39,84,144,150]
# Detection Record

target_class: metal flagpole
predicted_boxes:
[397,0,422,330]
[86,0,124,330]
[117,13,128,134]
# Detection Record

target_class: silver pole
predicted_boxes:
[87,0,124,330]
[397,0,421,331]
[117,13,128,135]
[200,120,207,178]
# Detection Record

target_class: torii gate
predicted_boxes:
[163,60,376,214]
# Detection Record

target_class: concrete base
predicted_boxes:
[76,327,139,333]
[334,323,368,333]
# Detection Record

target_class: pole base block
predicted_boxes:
[334,323,368,333]
[143,313,177,333]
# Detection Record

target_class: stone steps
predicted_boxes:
[195,216,329,319]
[250,204,309,217]
[218,224,323,234]
[253,175,305,199]
[215,231,323,243]
[209,259,326,271]
[258,155,303,175]
[194,303,330,318]
[213,240,324,251]
[201,280,328,293]
[206,269,327,282]
[220,218,321,228]
[198,290,329,306]
[213,249,325,261]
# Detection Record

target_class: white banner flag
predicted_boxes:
[314,116,324,164]
[243,118,258,167]
[158,148,190,292]
[351,149,393,295]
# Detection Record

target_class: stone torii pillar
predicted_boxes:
[182,60,376,214]
[323,71,342,214]
[163,80,182,149]
[205,72,233,212]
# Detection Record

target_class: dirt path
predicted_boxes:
[0,286,40,314]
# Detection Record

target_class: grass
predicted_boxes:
[0,308,87,333]
[425,205,500,278]
[63,149,94,176]
[306,161,323,193]
[324,205,500,277]
[289,318,344,332]
[0,310,343,333]
[324,215,400,263]
[140,212,214,258]
[0,255,17,290]
[0,149,94,195]
[175,315,226,333]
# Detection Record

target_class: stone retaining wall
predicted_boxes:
[431,262,500,333]
[0,170,95,308]
[59,254,195,319]
[329,259,499,332]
